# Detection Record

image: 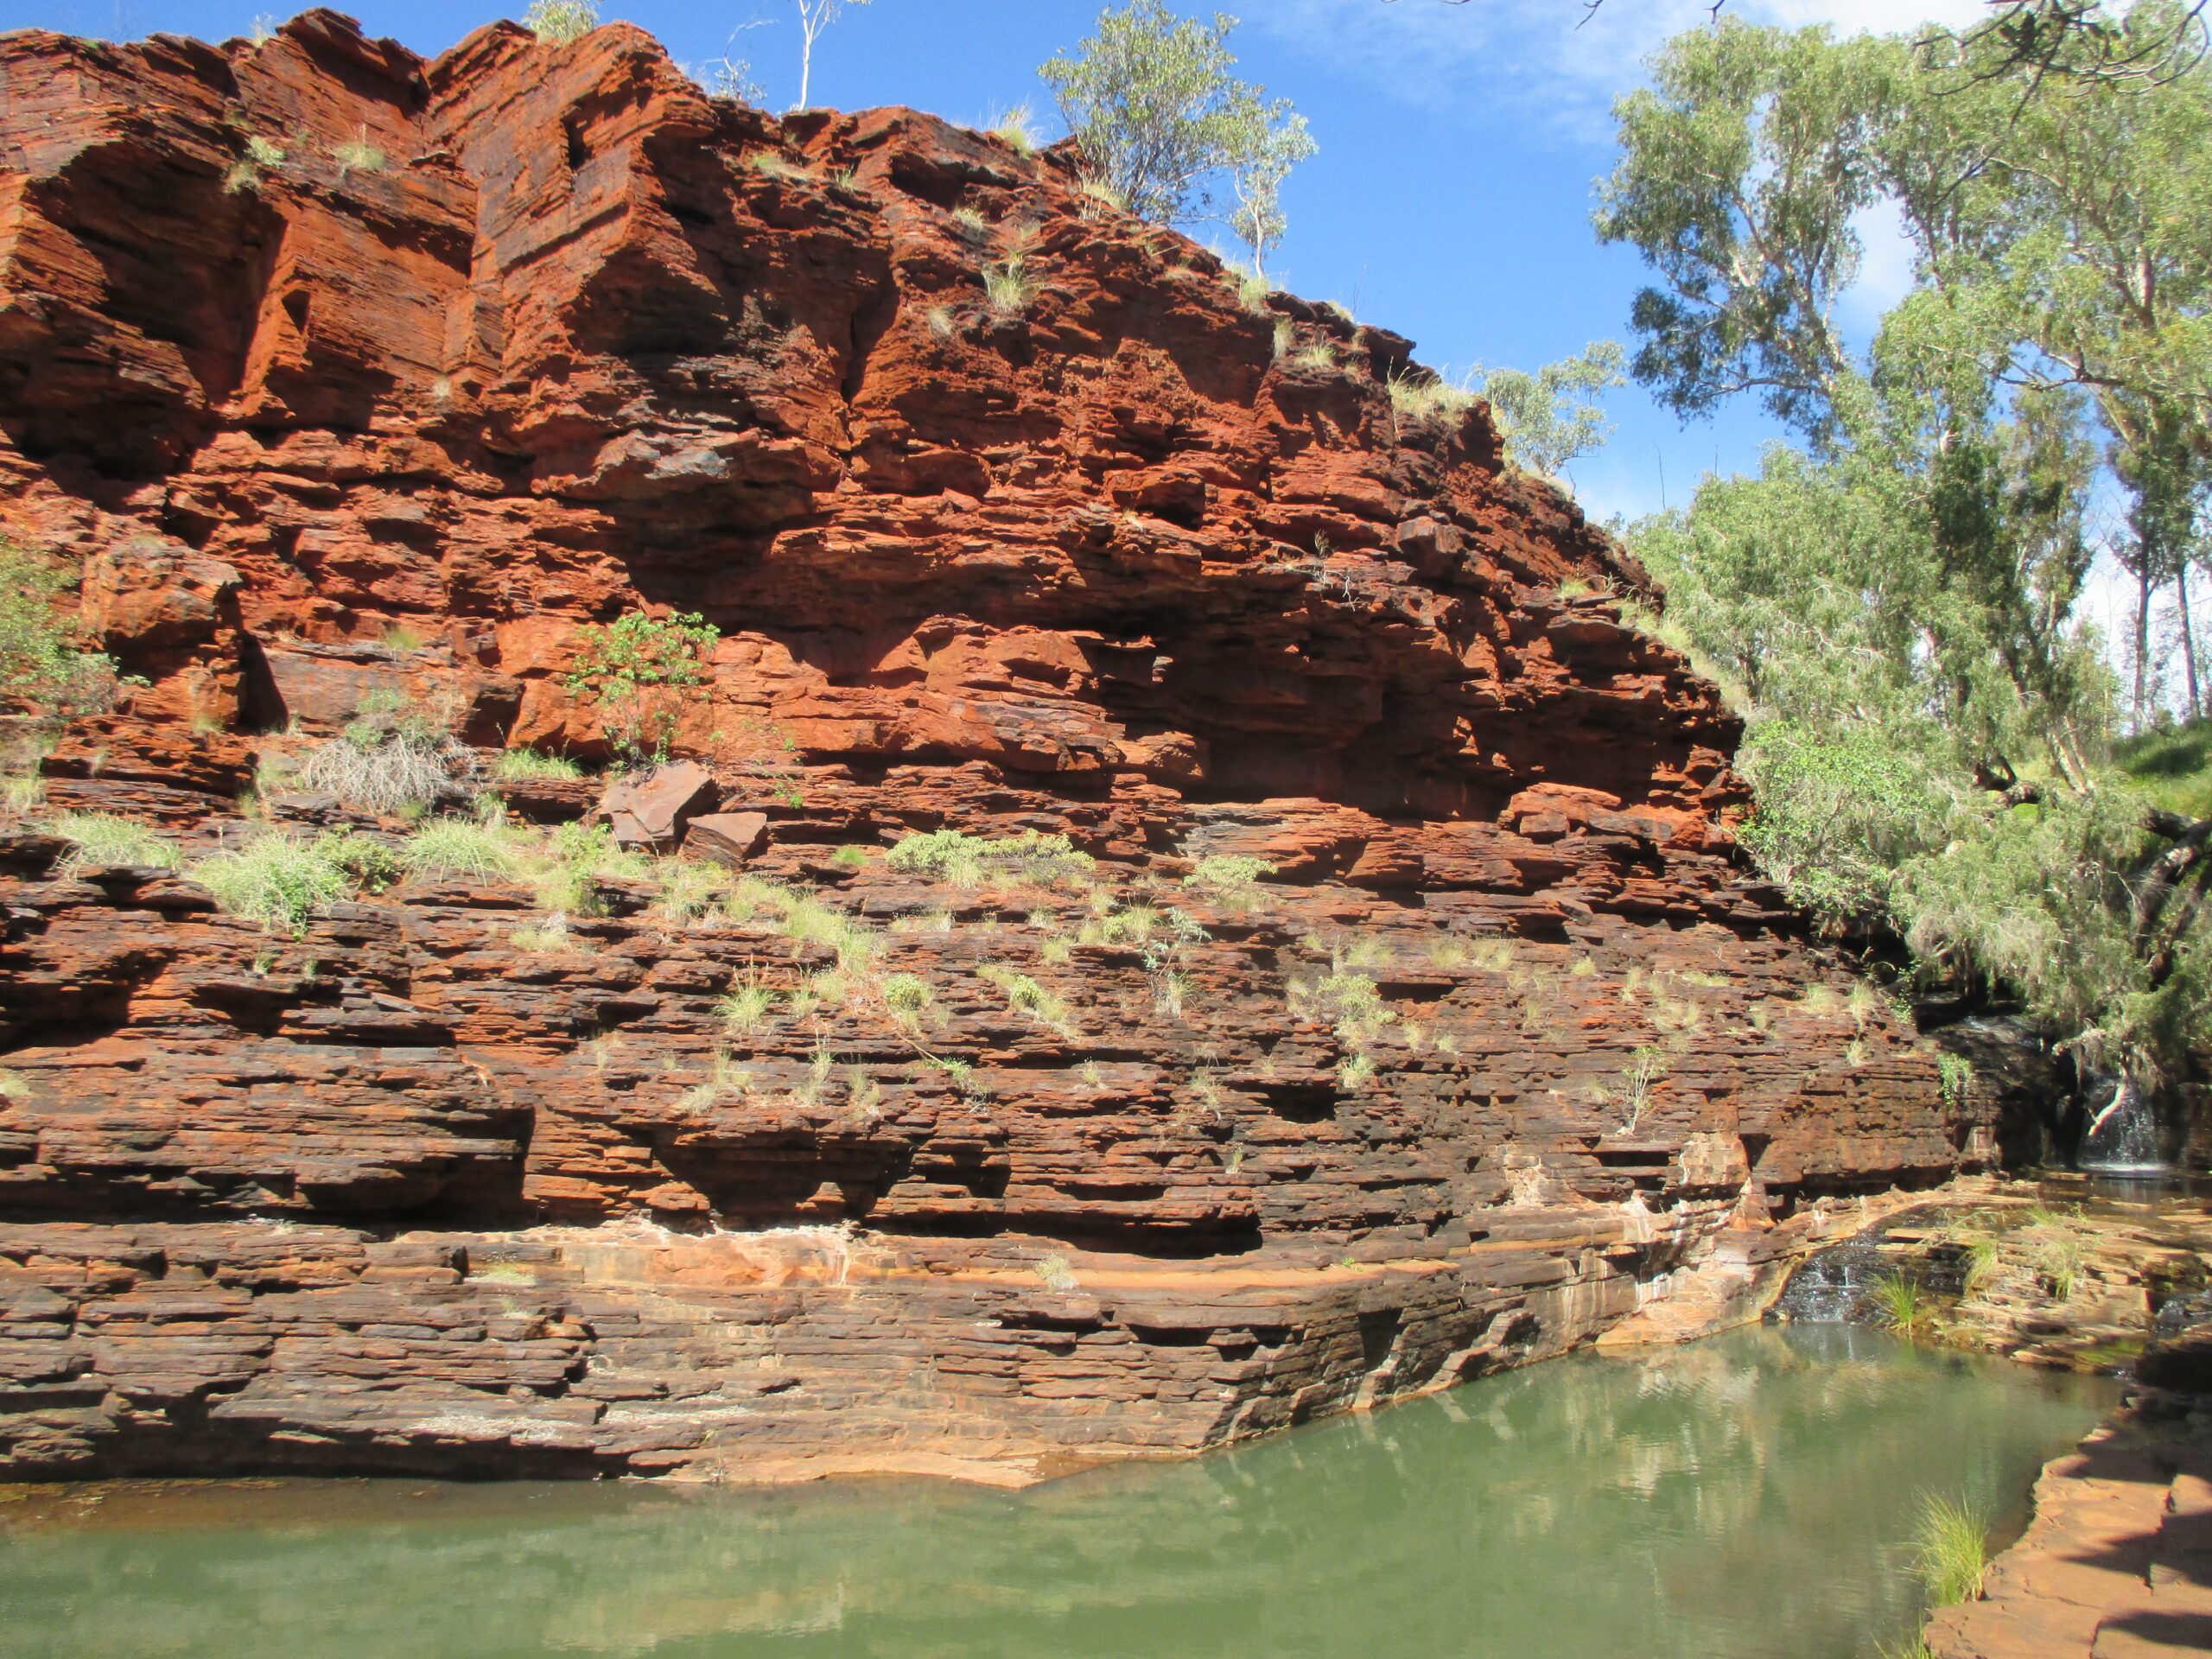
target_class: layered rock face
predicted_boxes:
[0,11,1991,1482]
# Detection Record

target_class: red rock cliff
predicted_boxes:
[0,12,1989,1482]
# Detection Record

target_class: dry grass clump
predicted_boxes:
[982,257,1039,315]
[987,105,1039,154]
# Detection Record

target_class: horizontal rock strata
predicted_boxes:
[0,10,1991,1481]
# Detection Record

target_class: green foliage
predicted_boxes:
[1040,1,1314,239]
[887,829,1095,887]
[1595,20,1899,440]
[1185,854,1276,888]
[1910,1494,1990,1607]
[880,972,933,1025]
[49,813,181,873]
[978,963,1078,1037]
[491,748,583,783]
[524,0,597,42]
[333,130,387,173]
[316,827,400,891]
[563,611,720,763]
[1224,106,1315,278]
[1477,342,1628,477]
[191,834,356,935]
[1867,1273,1934,1338]
[1936,1053,1975,1112]
[399,819,519,883]
[648,858,732,925]
[2118,716,2212,821]
[718,976,780,1033]
[0,544,123,720]
[1618,1045,1668,1131]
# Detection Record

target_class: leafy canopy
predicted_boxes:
[1041,2,1315,244]
[1610,3,2212,1096]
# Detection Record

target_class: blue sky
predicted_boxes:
[13,0,1981,525]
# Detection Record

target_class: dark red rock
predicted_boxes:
[684,810,770,866]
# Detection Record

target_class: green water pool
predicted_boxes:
[0,1324,2117,1659]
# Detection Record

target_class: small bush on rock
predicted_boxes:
[192,834,354,934]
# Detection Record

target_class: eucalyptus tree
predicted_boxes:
[1041,1,1316,244]
[1479,343,1627,479]
[785,0,870,111]
[1605,3,2212,1106]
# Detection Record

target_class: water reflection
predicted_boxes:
[0,1326,2113,1659]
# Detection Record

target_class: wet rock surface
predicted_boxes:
[0,10,1992,1482]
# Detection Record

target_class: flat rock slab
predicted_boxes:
[598,762,719,849]
[684,810,770,866]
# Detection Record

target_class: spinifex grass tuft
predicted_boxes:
[1910,1493,1990,1606]
[1868,1272,1934,1338]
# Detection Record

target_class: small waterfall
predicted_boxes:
[1773,1244,1891,1324]
[2080,1075,2164,1174]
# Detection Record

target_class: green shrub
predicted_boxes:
[531,818,649,914]
[649,858,732,925]
[191,834,353,934]
[316,827,400,890]
[1936,1052,1974,1112]
[49,813,181,874]
[523,0,597,42]
[979,963,1077,1036]
[333,130,387,173]
[718,978,780,1033]
[988,105,1039,154]
[1910,1495,1989,1607]
[0,544,123,719]
[881,973,933,1025]
[779,892,878,971]
[563,611,720,762]
[492,748,584,783]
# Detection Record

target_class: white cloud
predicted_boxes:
[1251,0,1988,136]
